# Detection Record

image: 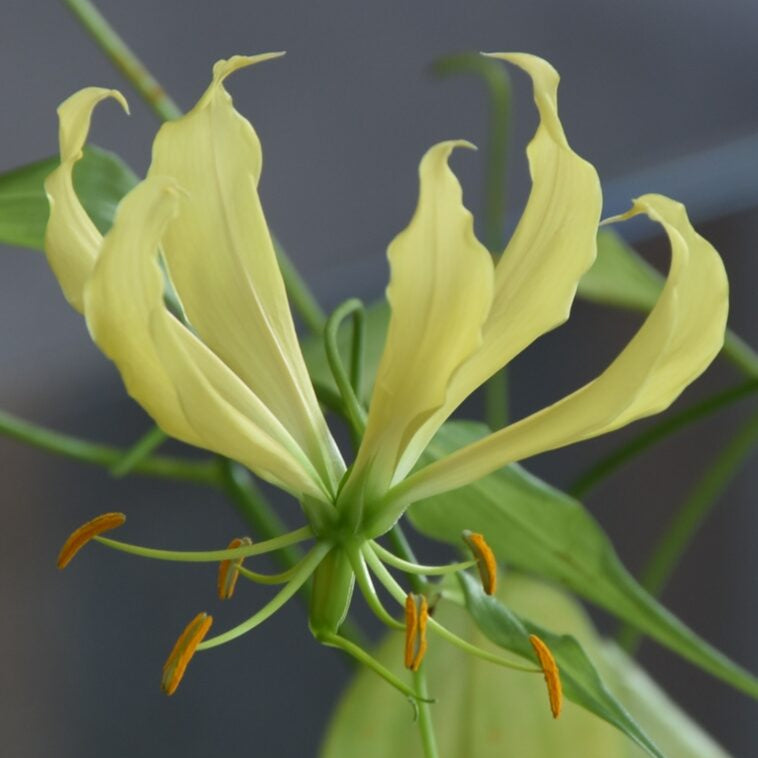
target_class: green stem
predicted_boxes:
[273,237,327,336]
[484,370,509,430]
[0,408,220,485]
[432,53,511,253]
[110,425,167,477]
[434,53,512,431]
[414,667,440,758]
[218,460,306,571]
[618,409,758,653]
[569,379,758,498]
[324,299,367,439]
[723,329,758,378]
[61,0,182,121]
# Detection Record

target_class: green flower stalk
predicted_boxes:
[48,51,727,708]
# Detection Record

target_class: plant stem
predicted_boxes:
[618,409,758,653]
[385,525,440,756]
[569,379,758,498]
[723,329,758,378]
[61,0,182,121]
[218,460,306,572]
[273,238,327,336]
[414,667,440,758]
[0,408,220,485]
[433,53,512,431]
[110,425,167,477]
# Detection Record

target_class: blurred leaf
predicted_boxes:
[0,146,138,250]
[321,575,730,758]
[408,421,758,699]
[302,299,389,401]
[578,228,662,311]
[458,572,663,757]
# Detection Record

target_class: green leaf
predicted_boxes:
[578,228,662,312]
[321,574,730,758]
[408,421,758,699]
[0,147,138,251]
[458,572,664,758]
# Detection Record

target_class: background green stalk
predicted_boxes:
[434,53,512,431]
[570,379,758,497]
[618,408,758,652]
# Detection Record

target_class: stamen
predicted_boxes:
[57,512,126,569]
[93,524,313,563]
[462,530,497,595]
[217,536,252,599]
[370,540,476,575]
[529,634,562,718]
[161,612,213,695]
[404,593,429,671]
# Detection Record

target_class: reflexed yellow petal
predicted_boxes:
[397,53,601,465]
[147,54,343,496]
[84,176,327,499]
[44,87,129,312]
[392,194,728,505]
[349,141,494,499]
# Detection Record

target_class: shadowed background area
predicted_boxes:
[1,1,757,756]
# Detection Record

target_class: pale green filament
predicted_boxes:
[94,524,313,563]
[370,541,476,575]
[363,546,539,674]
[199,542,331,650]
[347,546,404,631]
[236,563,302,585]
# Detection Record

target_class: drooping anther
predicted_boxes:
[529,634,562,718]
[217,536,252,599]
[404,593,429,671]
[57,512,126,569]
[462,530,497,595]
[161,612,213,695]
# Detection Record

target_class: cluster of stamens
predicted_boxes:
[57,512,562,717]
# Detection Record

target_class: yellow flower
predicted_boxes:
[46,52,728,698]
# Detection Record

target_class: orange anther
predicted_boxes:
[462,530,497,595]
[161,612,213,695]
[56,512,126,569]
[404,593,429,671]
[217,536,252,599]
[529,634,562,718]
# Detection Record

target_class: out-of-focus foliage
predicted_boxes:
[321,575,730,758]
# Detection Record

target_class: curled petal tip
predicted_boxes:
[57,512,126,569]
[211,52,286,86]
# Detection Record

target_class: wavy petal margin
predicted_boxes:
[345,141,494,504]
[84,176,328,499]
[147,54,344,496]
[376,195,728,529]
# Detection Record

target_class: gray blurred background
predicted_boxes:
[1,1,757,756]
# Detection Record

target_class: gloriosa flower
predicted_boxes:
[47,52,728,704]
